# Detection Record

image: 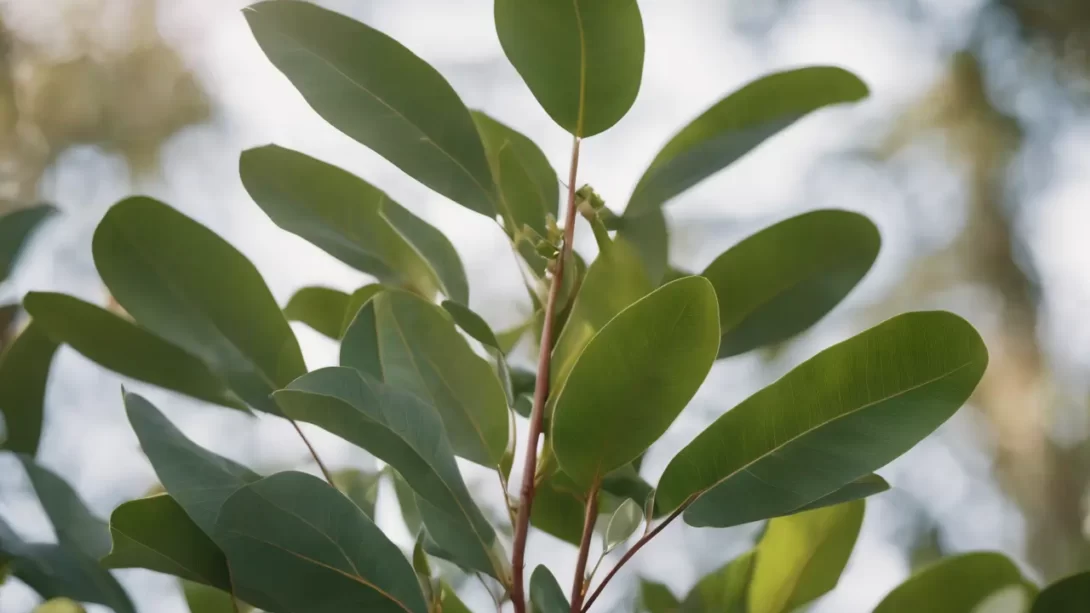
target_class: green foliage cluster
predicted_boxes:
[0,2,1085,612]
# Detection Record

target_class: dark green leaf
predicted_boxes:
[341,290,508,466]
[24,292,245,412]
[17,455,110,560]
[0,322,58,456]
[749,501,864,613]
[874,552,1035,613]
[332,469,382,519]
[701,210,880,358]
[1032,572,1090,613]
[529,565,569,613]
[0,204,56,283]
[788,474,889,514]
[241,146,468,303]
[494,0,645,137]
[244,1,496,217]
[101,494,230,590]
[441,301,500,349]
[626,67,868,216]
[472,112,558,236]
[552,277,719,489]
[657,311,988,528]
[284,286,351,340]
[679,550,755,613]
[94,197,304,415]
[640,580,680,613]
[603,498,642,553]
[531,474,585,545]
[273,368,505,579]
[214,471,428,613]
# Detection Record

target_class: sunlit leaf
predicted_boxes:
[679,550,755,613]
[472,112,559,236]
[0,204,56,283]
[17,455,109,560]
[657,312,987,528]
[32,599,85,613]
[183,580,248,613]
[874,552,1035,613]
[0,322,58,456]
[530,565,569,613]
[603,498,642,553]
[1032,571,1090,613]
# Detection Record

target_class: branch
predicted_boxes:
[570,483,601,612]
[510,135,583,613]
[290,419,334,485]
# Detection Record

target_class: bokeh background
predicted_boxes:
[1,0,1089,611]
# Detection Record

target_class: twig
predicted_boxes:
[570,483,601,612]
[510,135,583,613]
[290,419,334,485]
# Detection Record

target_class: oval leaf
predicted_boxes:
[552,277,719,489]
[1032,572,1090,613]
[244,1,496,218]
[0,204,56,283]
[530,565,570,613]
[472,112,559,236]
[214,471,427,613]
[626,66,868,216]
[341,290,508,466]
[17,455,110,560]
[0,322,59,456]
[702,210,880,358]
[24,292,245,412]
[603,498,642,553]
[284,286,351,340]
[874,552,1033,613]
[657,311,988,527]
[494,0,645,137]
[749,501,864,613]
[241,145,468,303]
[679,550,755,613]
[94,197,304,415]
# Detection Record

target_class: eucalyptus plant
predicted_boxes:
[0,1,1087,613]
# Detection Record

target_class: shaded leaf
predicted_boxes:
[1032,571,1090,613]
[94,197,304,415]
[341,290,508,466]
[24,292,245,412]
[101,495,230,591]
[640,580,680,613]
[529,565,569,613]
[615,208,668,285]
[442,300,515,405]
[749,501,864,613]
[332,468,382,519]
[284,286,350,339]
[603,498,642,553]
[0,204,56,283]
[392,472,424,537]
[701,210,880,358]
[679,550,755,613]
[242,146,467,303]
[788,474,889,514]
[472,112,559,236]
[552,277,719,489]
[494,0,645,137]
[214,471,427,613]
[626,67,868,216]
[0,322,59,456]
[245,1,496,218]
[874,552,1034,613]
[656,311,988,528]
[17,455,110,560]
[531,474,585,546]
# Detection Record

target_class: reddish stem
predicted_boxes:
[570,483,601,612]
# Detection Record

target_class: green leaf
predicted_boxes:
[701,210,880,358]
[24,292,246,412]
[0,204,56,283]
[679,550,755,613]
[284,286,351,340]
[472,112,559,236]
[342,285,386,336]
[94,197,305,415]
[0,322,59,456]
[273,368,505,579]
[101,494,230,591]
[32,599,85,613]
[531,474,585,545]
[244,1,496,218]
[183,580,248,613]
[874,552,1034,613]
[788,473,889,514]
[615,208,668,285]
[529,565,569,613]
[241,146,468,303]
[626,66,868,216]
[16,455,109,560]
[439,583,472,613]
[214,471,428,613]
[749,501,864,613]
[640,580,680,613]
[603,498,642,553]
[1032,572,1090,613]
[656,311,988,528]
[552,277,719,489]
[341,290,508,466]
[332,469,382,519]
[442,300,516,405]
[392,472,424,536]
[494,0,645,137]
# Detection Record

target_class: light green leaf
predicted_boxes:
[244,1,496,218]
[552,277,719,489]
[241,146,468,303]
[341,290,508,466]
[656,311,988,528]
[183,580,249,613]
[494,0,645,137]
[531,473,585,546]
[214,471,428,613]
[529,565,569,613]
[749,501,864,613]
[439,583,472,613]
[332,468,382,519]
[626,66,868,216]
[101,495,230,591]
[0,204,56,283]
[17,455,109,560]
[679,550,755,613]
[32,599,85,613]
[342,285,386,336]
[94,197,305,415]
[24,292,246,412]
[874,552,1035,613]
[701,210,880,358]
[603,498,642,553]
[472,112,559,236]
[640,580,680,613]
[284,286,351,340]
[1032,572,1090,613]
[615,207,668,285]
[788,474,889,514]
[0,322,58,456]
[273,368,505,580]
